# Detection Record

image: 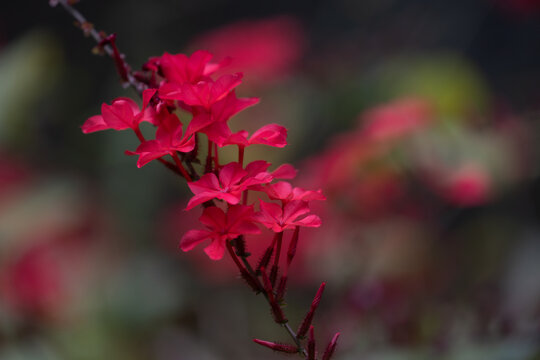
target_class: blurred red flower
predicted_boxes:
[189,16,305,85]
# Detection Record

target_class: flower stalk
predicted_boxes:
[52,1,340,358]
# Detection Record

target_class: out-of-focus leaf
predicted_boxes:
[0,178,85,256]
[447,339,538,360]
[0,340,60,360]
[103,255,187,326]
[0,30,63,146]
[53,319,134,360]
[375,53,489,119]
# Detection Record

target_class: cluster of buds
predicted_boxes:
[54,0,341,356]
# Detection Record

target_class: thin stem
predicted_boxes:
[133,126,145,142]
[55,3,325,356]
[171,152,193,182]
[184,133,199,180]
[257,233,278,273]
[273,231,284,268]
[205,139,213,173]
[184,158,198,180]
[214,142,220,169]
[270,231,284,286]
[238,145,245,167]
[159,158,184,176]
[55,0,194,180]
[55,0,144,94]
[230,237,307,357]
[284,323,308,357]
[239,252,256,275]
[226,240,247,273]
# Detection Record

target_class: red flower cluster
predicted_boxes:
[82,48,337,358]
[82,50,324,260]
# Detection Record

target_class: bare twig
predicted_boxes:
[53,0,145,94]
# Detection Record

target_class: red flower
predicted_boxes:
[180,205,260,260]
[130,110,195,167]
[254,200,322,232]
[185,161,272,210]
[225,124,288,148]
[81,89,157,133]
[186,91,259,144]
[159,73,243,109]
[244,160,297,180]
[1,245,64,317]
[441,164,492,206]
[268,163,297,179]
[189,16,305,84]
[159,50,226,85]
[263,181,326,203]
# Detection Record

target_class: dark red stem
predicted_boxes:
[307,326,316,360]
[214,142,220,169]
[171,152,193,182]
[205,139,213,173]
[54,0,144,94]
[238,145,245,167]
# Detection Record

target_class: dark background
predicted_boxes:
[0,1,540,359]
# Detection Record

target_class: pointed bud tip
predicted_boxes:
[253,339,298,353]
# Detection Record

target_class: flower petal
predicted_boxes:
[292,187,326,202]
[81,115,107,133]
[185,192,217,210]
[254,200,283,229]
[210,91,259,123]
[225,130,249,147]
[187,112,214,135]
[179,229,212,252]
[271,164,297,179]
[204,121,232,146]
[265,181,293,201]
[245,160,271,176]
[142,88,157,109]
[199,206,227,230]
[219,162,246,188]
[204,237,226,260]
[249,124,287,147]
[233,221,261,236]
[188,173,221,195]
[282,200,310,223]
[102,98,138,130]
[291,214,321,228]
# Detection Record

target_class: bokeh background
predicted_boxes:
[1,0,540,359]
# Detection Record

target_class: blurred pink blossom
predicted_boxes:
[441,164,492,207]
[189,16,305,85]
